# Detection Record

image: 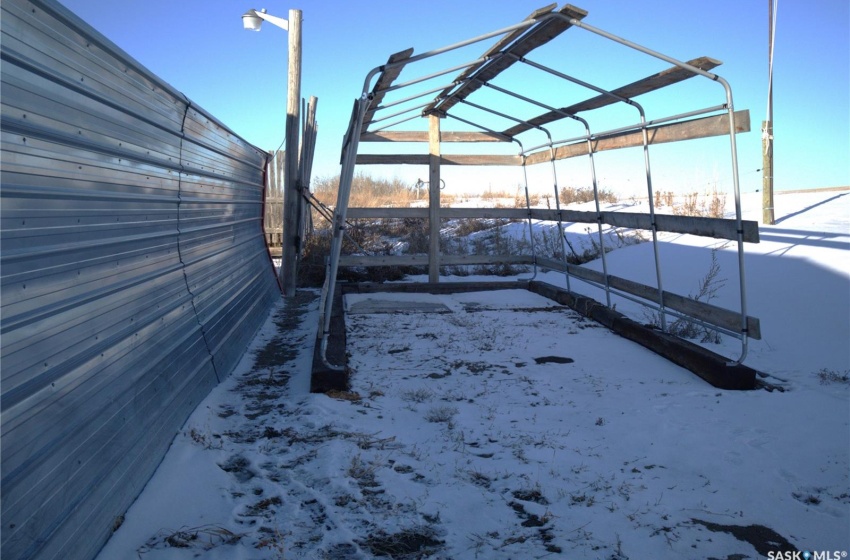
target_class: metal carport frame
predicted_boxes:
[318,3,757,372]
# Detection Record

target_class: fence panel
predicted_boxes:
[0,2,279,559]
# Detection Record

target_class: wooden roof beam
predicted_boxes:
[360,130,511,142]
[425,4,588,118]
[524,109,750,165]
[356,153,521,166]
[361,48,415,131]
[420,3,558,117]
[503,56,723,137]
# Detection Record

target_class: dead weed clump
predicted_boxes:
[559,186,618,206]
[655,188,727,218]
[139,525,243,554]
[358,526,444,559]
[817,368,850,385]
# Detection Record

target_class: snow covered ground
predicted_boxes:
[95,188,849,560]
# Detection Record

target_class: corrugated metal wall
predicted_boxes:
[0,1,281,559]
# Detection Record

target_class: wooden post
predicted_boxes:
[762,120,774,225]
[428,114,441,283]
[762,0,775,225]
[297,96,318,250]
[281,8,302,296]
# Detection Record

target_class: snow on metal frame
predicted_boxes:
[0,1,279,559]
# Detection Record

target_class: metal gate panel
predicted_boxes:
[0,1,280,559]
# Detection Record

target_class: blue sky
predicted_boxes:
[60,0,848,195]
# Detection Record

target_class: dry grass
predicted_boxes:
[559,186,618,206]
[654,188,727,218]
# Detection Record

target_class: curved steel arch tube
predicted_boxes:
[442,111,538,279]
[551,14,749,365]
[479,81,617,303]
[515,54,665,328]
[455,97,560,281]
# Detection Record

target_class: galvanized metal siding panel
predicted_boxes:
[0,1,279,559]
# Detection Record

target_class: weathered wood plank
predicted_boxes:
[356,154,430,165]
[606,212,760,243]
[347,208,428,219]
[443,254,532,265]
[339,253,533,267]
[421,3,558,117]
[345,207,758,244]
[536,257,761,338]
[360,131,510,142]
[339,254,428,266]
[427,4,588,117]
[527,280,758,389]
[503,56,723,137]
[362,48,415,130]
[524,110,751,165]
[356,153,522,166]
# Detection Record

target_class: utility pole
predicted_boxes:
[281,8,302,296]
[762,0,776,225]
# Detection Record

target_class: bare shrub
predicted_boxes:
[312,172,419,209]
[424,405,458,424]
[559,186,618,206]
[662,248,726,343]
[671,187,727,218]
[817,369,850,385]
[480,189,515,200]
[400,388,436,403]
[516,191,541,207]
[654,190,675,208]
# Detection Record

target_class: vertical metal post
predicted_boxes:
[585,128,612,308]
[428,114,441,283]
[280,8,302,296]
[519,156,538,280]
[548,147,571,292]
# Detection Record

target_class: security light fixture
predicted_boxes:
[242,8,289,32]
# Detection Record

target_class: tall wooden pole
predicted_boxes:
[281,8,302,295]
[428,114,441,283]
[762,0,775,225]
